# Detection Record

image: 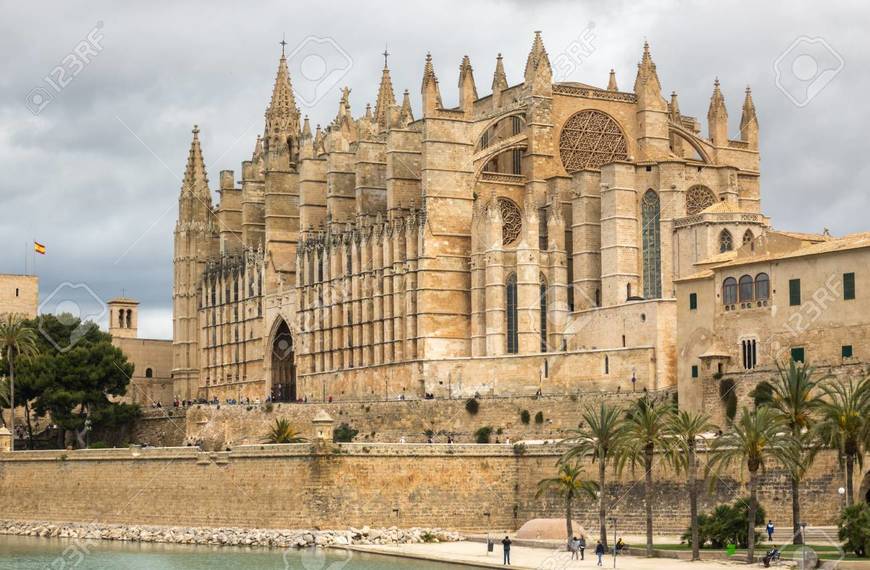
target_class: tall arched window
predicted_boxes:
[742,229,754,245]
[739,275,754,302]
[719,230,733,253]
[723,277,738,305]
[641,190,662,299]
[506,274,519,354]
[539,274,548,353]
[755,273,770,300]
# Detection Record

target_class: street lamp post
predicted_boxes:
[800,522,807,569]
[608,516,617,568]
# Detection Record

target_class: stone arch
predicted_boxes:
[268,317,296,402]
[668,126,712,164]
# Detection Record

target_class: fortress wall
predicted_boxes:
[135,391,674,450]
[0,445,854,533]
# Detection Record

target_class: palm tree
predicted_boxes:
[765,360,825,543]
[263,418,307,444]
[0,313,38,451]
[535,461,599,543]
[615,396,673,556]
[0,378,9,427]
[665,409,716,561]
[707,406,798,564]
[817,374,870,507]
[562,402,624,548]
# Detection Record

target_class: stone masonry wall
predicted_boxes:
[0,445,858,534]
[134,390,676,450]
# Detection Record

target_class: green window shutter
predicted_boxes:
[691,365,698,378]
[842,345,853,358]
[689,293,698,310]
[790,347,805,363]
[843,272,855,300]
[789,279,801,306]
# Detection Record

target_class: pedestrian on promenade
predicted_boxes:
[502,535,511,565]
[766,520,775,542]
[595,540,605,566]
[578,535,586,560]
[569,536,579,560]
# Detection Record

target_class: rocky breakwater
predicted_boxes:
[0,520,463,549]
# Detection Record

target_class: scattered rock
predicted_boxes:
[0,520,463,549]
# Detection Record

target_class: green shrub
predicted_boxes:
[718,378,737,423]
[88,441,109,449]
[465,398,480,415]
[749,381,773,409]
[421,531,437,543]
[496,427,504,435]
[333,423,359,443]
[838,503,870,557]
[520,410,531,424]
[474,426,493,444]
[534,411,544,424]
[512,442,527,455]
[682,498,765,549]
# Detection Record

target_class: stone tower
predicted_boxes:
[108,297,138,339]
[172,126,218,400]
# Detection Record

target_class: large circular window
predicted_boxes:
[559,110,628,172]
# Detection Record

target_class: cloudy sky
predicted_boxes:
[1,0,866,339]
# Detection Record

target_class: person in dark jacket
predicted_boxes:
[595,540,605,566]
[577,536,586,560]
[502,536,512,565]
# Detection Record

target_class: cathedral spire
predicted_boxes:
[524,31,550,83]
[740,85,758,148]
[182,125,210,198]
[707,78,729,145]
[399,89,414,126]
[458,55,478,113]
[301,115,312,139]
[633,41,662,100]
[421,52,441,116]
[374,48,396,129]
[607,69,618,91]
[264,49,301,165]
[491,53,508,108]
[669,91,681,121]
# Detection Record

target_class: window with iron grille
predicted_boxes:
[844,272,855,300]
[789,279,801,306]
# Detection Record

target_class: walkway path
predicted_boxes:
[346,541,741,569]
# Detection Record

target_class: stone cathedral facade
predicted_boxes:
[171,33,766,402]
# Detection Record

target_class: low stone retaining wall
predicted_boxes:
[0,520,463,549]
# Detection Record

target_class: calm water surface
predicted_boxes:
[0,535,464,569]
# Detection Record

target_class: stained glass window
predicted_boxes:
[719,230,733,253]
[641,190,662,299]
[539,275,548,353]
[506,273,519,354]
[559,110,628,172]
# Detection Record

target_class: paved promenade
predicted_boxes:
[347,541,742,569]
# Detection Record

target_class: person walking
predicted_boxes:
[595,540,605,566]
[569,536,579,560]
[502,535,512,565]
[766,520,775,542]
[578,535,586,561]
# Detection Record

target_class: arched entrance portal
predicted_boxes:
[270,320,296,402]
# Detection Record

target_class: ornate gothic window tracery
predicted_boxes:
[685,185,717,215]
[558,110,628,172]
[743,229,754,245]
[641,190,662,299]
[720,229,734,253]
[498,198,522,245]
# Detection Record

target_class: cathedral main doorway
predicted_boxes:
[270,320,296,402]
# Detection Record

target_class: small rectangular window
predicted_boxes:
[691,365,698,378]
[842,345,853,358]
[789,279,801,306]
[791,347,805,363]
[844,272,855,300]
[689,293,698,310]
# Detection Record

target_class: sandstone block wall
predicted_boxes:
[0,445,856,533]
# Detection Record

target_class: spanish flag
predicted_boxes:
[34,241,46,255]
